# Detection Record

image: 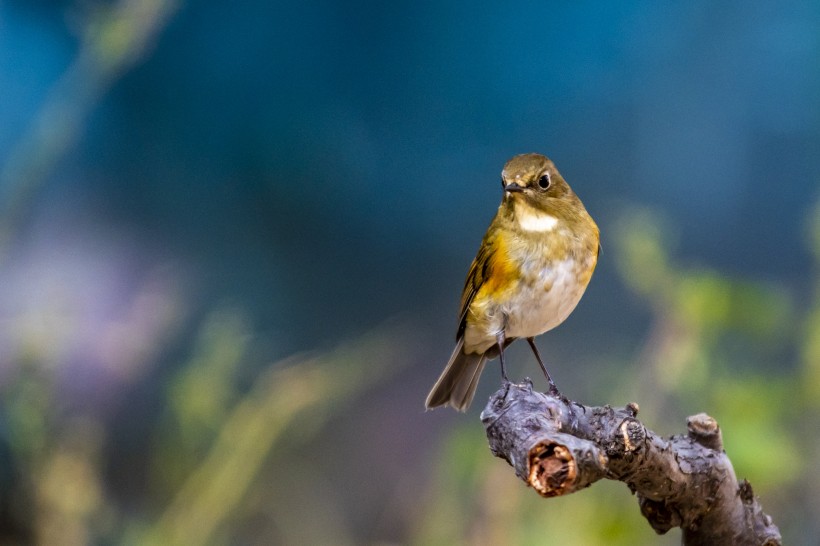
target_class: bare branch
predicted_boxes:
[481,381,781,545]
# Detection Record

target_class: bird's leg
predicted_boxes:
[527,337,559,395]
[496,331,510,382]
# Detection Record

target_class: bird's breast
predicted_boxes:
[503,253,591,338]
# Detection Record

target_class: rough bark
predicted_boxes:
[480,380,781,545]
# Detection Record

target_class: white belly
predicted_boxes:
[462,255,591,354]
[504,257,586,338]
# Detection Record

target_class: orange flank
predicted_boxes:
[476,235,519,301]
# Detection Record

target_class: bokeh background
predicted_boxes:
[1,0,819,544]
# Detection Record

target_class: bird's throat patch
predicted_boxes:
[515,201,559,232]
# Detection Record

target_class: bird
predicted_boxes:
[425,153,600,412]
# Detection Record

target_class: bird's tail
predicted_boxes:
[425,339,486,412]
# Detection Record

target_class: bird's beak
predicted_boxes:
[504,183,525,193]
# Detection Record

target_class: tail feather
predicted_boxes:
[425,339,486,412]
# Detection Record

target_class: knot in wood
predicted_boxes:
[686,413,723,450]
[639,497,682,534]
[738,479,755,503]
[618,418,644,453]
[528,442,576,497]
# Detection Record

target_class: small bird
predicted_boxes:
[425,153,600,412]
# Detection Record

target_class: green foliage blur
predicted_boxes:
[2,1,819,545]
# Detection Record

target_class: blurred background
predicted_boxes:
[0,0,819,544]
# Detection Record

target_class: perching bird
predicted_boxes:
[426,153,600,411]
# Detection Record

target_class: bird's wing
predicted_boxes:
[456,229,509,340]
[456,256,482,340]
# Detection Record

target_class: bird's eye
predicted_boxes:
[500,176,506,188]
[538,174,551,190]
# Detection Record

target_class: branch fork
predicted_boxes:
[480,380,781,545]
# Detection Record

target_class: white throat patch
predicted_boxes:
[516,207,559,232]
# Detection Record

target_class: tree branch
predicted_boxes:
[480,381,781,545]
